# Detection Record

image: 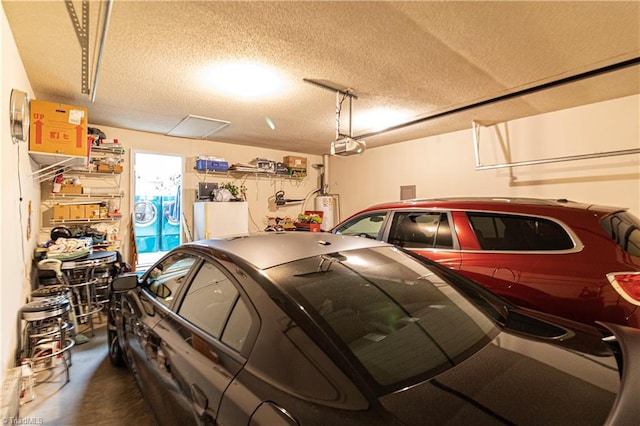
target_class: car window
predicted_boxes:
[221,298,252,352]
[467,212,574,251]
[178,262,240,340]
[333,212,387,239]
[146,253,198,307]
[267,247,497,393]
[388,211,453,249]
[600,211,640,257]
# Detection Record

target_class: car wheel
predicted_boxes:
[108,327,125,367]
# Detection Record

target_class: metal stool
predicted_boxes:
[17,296,74,384]
[68,278,102,336]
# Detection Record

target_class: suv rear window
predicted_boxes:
[467,212,574,251]
[600,211,640,257]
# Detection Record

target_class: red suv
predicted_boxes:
[332,197,640,329]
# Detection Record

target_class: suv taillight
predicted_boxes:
[607,272,640,305]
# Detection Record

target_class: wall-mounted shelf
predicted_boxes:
[195,168,305,180]
[29,152,89,183]
[49,192,124,201]
[50,217,121,225]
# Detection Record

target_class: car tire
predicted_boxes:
[108,327,125,367]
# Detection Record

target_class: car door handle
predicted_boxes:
[191,384,211,418]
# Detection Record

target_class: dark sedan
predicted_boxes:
[108,232,639,425]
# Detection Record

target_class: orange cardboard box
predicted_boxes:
[52,204,70,220]
[69,205,86,219]
[29,99,88,157]
[59,183,83,194]
[85,204,101,219]
[283,156,307,168]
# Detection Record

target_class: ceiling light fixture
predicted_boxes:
[206,62,283,100]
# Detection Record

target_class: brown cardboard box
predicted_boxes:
[59,183,83,194]
[52,204,70,220]
[85,204,101,219]
[29,99,89,157]
[97,164,123,174]
[69,205,86,219]
[283,156,307,168]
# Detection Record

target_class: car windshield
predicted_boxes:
[266,246,499,393]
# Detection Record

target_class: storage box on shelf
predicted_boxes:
[29,100,88,157]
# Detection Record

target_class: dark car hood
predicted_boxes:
[378,324,638,426]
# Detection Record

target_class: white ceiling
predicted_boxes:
[3,1,639,155]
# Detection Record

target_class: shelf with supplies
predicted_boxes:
[49,192,124,200]
[193,155,308,180]
[30,145,125,182]
[194,168,306,180]
[38,144,126,251]
[50,217,122,225]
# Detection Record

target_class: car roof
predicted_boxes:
[185,232,388,270]
[363,197,623,215]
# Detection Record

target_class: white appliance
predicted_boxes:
[193,201,249,240]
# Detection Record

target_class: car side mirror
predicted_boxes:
[111,273,139,292]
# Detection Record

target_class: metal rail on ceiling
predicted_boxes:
[355,57,640,141]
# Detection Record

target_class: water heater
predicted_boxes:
[314,195,339,231]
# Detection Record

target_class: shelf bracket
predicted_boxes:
[472,120,640,170]
[30,157,78,183]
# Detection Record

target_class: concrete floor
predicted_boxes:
[17,320,154,425]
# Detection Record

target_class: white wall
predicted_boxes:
[329,94,640,220]
[86,125,323,263]
[1,7,39,382]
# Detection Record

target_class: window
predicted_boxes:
[179,262,239,339]
[333,212,387,240]
[601,211,640,257]
[266,246,497,392]
[388,212,453,249]
[146,253,197,307]
[467,213,574,251]
[221,298,252,352]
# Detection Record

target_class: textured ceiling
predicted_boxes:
[3,0,639,155]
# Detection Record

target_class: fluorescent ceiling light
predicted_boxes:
[205,62,284,100]
[354,108,414,132]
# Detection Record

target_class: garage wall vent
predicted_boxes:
[166,115,230,139]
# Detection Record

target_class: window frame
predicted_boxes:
[170,253,260,357]
[332,211,390,240]
[465,211,582,253]
[387,210,456,250]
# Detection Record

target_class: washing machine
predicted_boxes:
[160,195,181,251]
[133,196,161,253]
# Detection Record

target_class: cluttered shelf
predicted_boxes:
[50,217,121,225]
[48,192,124,200]
[194,155,308,180]
[194,168,306,180]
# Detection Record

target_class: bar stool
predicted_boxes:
[16,296,75,384]
[68,278,102,336]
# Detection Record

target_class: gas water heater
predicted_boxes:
[313,158,339,231]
